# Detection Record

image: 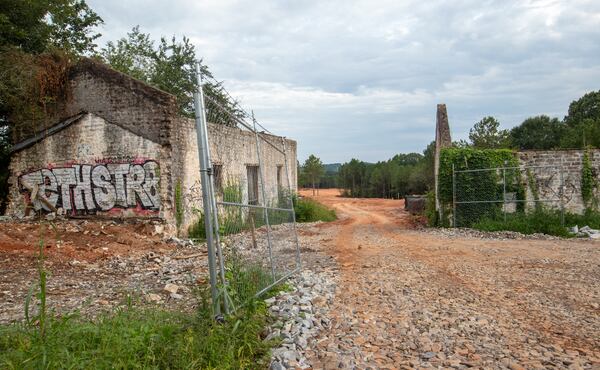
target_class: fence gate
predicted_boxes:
[192,63,301,316]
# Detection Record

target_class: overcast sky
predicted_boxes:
[88,0,600,163]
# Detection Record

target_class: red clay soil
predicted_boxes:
[0,219,174,264]
[299,188,600,368]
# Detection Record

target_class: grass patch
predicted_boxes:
[0,297,274,369]
[0,238,283,370]
[294,197,336,223]
[471,209,600,237]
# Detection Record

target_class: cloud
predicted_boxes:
[88,0,600,162]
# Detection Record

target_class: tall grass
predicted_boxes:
[0,231,281,370]
[0,296,275,369]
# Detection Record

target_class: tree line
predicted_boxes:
[463,90,600,150]
[299,89,600,198]
[298,144,434,198]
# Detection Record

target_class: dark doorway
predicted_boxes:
[247,165,259,205]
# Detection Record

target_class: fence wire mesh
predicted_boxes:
[193,63,301,315]
[453,165,565,228]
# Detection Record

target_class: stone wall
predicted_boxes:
[174,118,298,233]
[518,149,600,214]
[11,58,178,146]
[7,113,169,218]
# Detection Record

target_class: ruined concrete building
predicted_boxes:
[6,58,297,234]
[433,105,600,215]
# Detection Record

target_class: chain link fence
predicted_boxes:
[192,63,301,316]
[452,165,566,228]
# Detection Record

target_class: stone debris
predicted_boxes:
[570,225,600,239]
[427,227,563,240]
[268,270,337,370]
[165,236,196,248]
[163,283,180,295]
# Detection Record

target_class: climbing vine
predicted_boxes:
[174,181,184,235]
[438,148,523,226]
[581,148,599,210]
[0,50,73,143]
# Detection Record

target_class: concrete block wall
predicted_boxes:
[518,149,600,214]
[174,118,298,234]
[7,114,169,218]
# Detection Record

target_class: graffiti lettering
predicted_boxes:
[19,160,160,214]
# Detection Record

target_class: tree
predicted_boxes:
[151,36,199,117]
[561,91,600,149]
[0,0,102,55]
[564,90,600,127]
[469,116,511,149]
[303,155,325,195]
[0,0,102,211]
[560,118,600,149]
[510,115,565,150]
[101,26,244,121]
[100,26,155,82]
[339,159,367,197]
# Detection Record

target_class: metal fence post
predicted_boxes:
[202,99,230,315]
[251,112,276,282]
[193,62,220,317]
[559,161,565,226]
[503,167,507,222]
[281,137,302,269]
[452,163,456,228]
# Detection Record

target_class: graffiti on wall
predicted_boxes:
[19,160,160,214]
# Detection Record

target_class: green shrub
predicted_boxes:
[581,149,599,210]
[187,210,206,239]
[472,208,600,237]
[439,147,523,227]
[472,209,570,237]
[294,197,336,223]
[565,209,600,230]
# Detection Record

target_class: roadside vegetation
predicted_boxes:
[294,197,336,223]
[0,225,282,369]
[471,209,600,237]
[188,187,336,239]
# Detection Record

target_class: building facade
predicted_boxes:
[6,58,297,234]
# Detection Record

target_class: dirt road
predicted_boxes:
[300,189,600,369]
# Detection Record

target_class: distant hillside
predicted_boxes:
[324,163,341,173]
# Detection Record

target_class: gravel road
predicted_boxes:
[299,189,600,370]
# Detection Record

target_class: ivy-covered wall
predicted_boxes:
[438,148,600,224]
[438,148,520,226]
